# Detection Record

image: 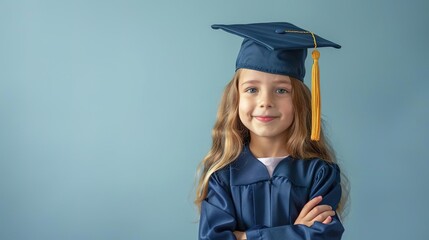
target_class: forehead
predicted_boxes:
[239,68,292,84]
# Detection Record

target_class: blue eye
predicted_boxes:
[276,88,289,94]
[245,87,257,93]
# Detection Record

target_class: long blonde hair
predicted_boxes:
[195,69,348,216]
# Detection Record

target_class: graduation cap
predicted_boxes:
[212,22,341,141]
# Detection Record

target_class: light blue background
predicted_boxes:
[1,0,428,239]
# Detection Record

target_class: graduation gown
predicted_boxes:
[199,145,344,240]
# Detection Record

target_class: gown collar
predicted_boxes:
[230,145,293,186]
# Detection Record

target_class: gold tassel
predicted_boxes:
[311,49,321,141]
[283,31,321,141]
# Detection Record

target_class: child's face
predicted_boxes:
[238,69,294,142]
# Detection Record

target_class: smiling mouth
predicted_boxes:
[254,116,276,122]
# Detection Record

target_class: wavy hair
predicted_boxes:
[195,69,349,217]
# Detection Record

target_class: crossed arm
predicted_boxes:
[233,196,336,240]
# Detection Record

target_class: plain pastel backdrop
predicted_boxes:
[1,0,428,239]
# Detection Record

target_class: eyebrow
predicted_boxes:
[240,79,292,86]
[240,80,260,86]
[273,79,292,85]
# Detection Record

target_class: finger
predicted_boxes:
[322,216,332,224]
[305,204,332,220]
[297,196,323,219]
[233,231,242,240]
[312,210,335,223]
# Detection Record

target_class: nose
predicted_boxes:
[259,92,273,108]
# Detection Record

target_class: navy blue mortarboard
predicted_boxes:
[211,22,341,141]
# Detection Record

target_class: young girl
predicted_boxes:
[195,22,347,240]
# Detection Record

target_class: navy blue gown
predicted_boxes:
[199,145,344,240]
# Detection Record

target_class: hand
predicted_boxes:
[233,231,246,240]
[294,196,335,227]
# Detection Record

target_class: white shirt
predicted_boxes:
[257,156,289,177]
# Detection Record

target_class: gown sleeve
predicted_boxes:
[198,171,237,240]
[245,163,345,240]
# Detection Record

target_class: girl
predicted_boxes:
[195,22,347,240]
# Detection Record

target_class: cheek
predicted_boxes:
[238,98,252,119]
[287,104,294,116]
[287,108,295,124]
[281,100,294,119]
[238,101,245,118]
